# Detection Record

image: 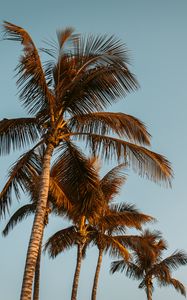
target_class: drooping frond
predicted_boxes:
[100,207,154,231]
[111,259,143,280]
[0,118,42,155]
[52,142,104,220]
[2,21,54,115]
[156,250,187,272]
[69,112,151,145]
[163,278,186,296]
[74,133,173,184]
[48,176,72,210]
[93,232,130,260]
[44,226,78,257]
[0,143,43,217]
[99,164,127,203]
[2,203,36,236]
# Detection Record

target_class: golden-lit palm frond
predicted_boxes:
[99,203,154,231]
[93,232,130,261]
[48,176,72,210]
[99,164,127,203]
[69,112,151,145]
[53,34,138,115]
[0,118,42,155]
[52,142,104,220]
[162,278,186,296]
[56,27,75,49]
[59,64,138,116]
[44,226,78,257]
[3,21,54,115]
[110,259,143,280]
[155,251,187,272]
[2,203,36,236]
[74,133,172,184]
[100,212,153,231]
[0,145,43,217]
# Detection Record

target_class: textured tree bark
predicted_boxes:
[32,246,41,300]
[71,244,83,300]
[20,143,54,300]
[91,249,103,300]
[146,281,152,300]
[32,233,43,300]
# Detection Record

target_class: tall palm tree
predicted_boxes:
[2,148,98,300]
[1,21,172,300]
[111,230,187,300]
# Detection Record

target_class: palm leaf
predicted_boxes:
[166,278,186,296]
[44,226,78,257]
[156,250,187,272]
[93,232,130,260]
[0,118,42,155]
[111,259,143,280]
[0,144,43,216]
[69,112,151,145]
[52,142,104,219]
[2,203,36,236]
[73,133,172,184]
[3,21,54,115]
[48,176,72,210]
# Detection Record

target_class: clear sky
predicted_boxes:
[0,1,187,299]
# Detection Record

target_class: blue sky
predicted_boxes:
[1,1,187,299]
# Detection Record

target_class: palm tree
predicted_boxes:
[111,230,187,300]
[45,162,154,300]
[2,149,99,300]
[89,162,154,300]
[1,21,172,300]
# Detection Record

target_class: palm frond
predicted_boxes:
[68,112,150,145]
[111,259,143,280]
[2,203,36,236]
[157,250,187,272]
[49,176,72,210]
[93,232,130,260]
[56,27,75,49]
[167,278,186,296]
[0,118,42,155]
[99,164,127,203]
[52,142,104,220]
[73,133,173,184]
[100,204,154,231]
[44,226,78,257]
[0,144,43,217]
[3,21,54,115]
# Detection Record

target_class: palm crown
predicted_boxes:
[111,230,187,300]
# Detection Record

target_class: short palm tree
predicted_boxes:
[111,230,187,300]
[1,21,172,300]
[45,162,154,300]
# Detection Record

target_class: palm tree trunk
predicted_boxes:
[32,226,44,300]
[146,282,152,300]
[71,243,83,300]
[20,143,54,300]
[91,248,103,300]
